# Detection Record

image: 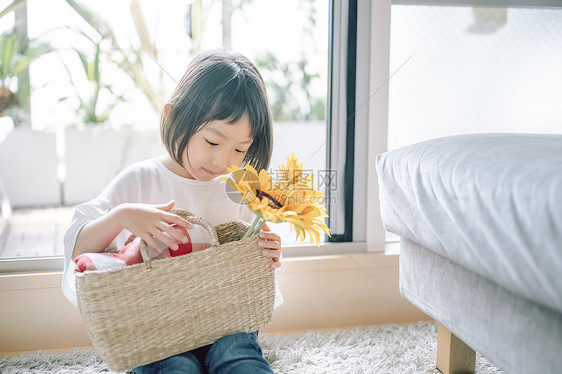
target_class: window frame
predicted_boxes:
[326,0,357,243]
[366,0,392,252]
[326,0,376,248]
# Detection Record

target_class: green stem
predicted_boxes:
[244,212,263,238]
[254,219,266,235]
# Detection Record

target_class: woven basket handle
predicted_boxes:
[139,208,220,264]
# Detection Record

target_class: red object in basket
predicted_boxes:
[168,224,193,257]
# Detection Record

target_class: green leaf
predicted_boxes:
[0,34,19,81]
[130,0,156,57]
[26,42,52,59]
[93,43,100,83]
[63,0,116,41]
[87,62,95,81]
[12,58,30,76]
[0,0,26,19]
[76,50,89,76]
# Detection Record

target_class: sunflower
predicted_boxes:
[275,153,314,191]
[222,155,331,246]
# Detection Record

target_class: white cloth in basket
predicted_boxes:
[73,224,212,272]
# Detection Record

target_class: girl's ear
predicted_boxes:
[163,104,173,120]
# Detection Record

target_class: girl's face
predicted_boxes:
[181,113,254,181]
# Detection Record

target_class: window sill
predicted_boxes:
[0,242,373,274]
[0,256,64,274]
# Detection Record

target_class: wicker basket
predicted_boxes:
[75,209,275,372]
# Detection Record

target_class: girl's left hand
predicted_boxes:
[259,224,281,268]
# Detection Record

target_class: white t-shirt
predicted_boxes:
[62,157,283,308]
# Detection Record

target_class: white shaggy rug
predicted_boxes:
[1,322,503,374]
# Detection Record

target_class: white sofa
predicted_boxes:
[376,134,562,374]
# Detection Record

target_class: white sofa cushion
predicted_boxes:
[377,133,562,312]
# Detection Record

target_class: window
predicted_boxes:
[382,1,562,246]
[388,2,562,150]
[0,0,332,268]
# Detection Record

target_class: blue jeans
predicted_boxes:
[133,331,273,374]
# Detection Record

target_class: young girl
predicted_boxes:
[62,49,282,373]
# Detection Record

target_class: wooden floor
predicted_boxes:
[0,206,75,258]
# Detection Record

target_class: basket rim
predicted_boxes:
[74,221,257,277]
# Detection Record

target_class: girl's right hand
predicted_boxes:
[117,201,193,251]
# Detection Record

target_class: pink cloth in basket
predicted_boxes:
[74,225,211,272]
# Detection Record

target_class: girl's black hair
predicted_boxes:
[160,49,273,171]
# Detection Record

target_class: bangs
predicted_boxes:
[204,68,268,138]
[204,74,248,124]
[161,49,273,172]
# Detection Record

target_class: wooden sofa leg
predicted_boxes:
[436,323,476,374]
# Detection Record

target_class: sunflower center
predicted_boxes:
[256,189,283,209]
